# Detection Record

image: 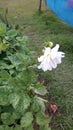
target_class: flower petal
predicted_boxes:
[37,44,65,71]
[38,56,44,62]
[51,44,59,59]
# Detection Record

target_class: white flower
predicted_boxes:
[38,44,65,71]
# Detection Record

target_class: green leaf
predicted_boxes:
[34,96,47,113]
[15,94,31,114]
[0,93,9,106]
[32,83,47,96]
[31,96,47,113]
[0,70,10,81]
[0,125,13,130]
[0,43,9,51]
[0,62,14,70]
[31,97,40,113]
[15,63,26,72]
[6,29,17,38]
[16,36,28,43]
[5,126,13,130]
[7,76,27,91]
[0,125,4,130]
[17,69,37,85]
[26,124,34,130]
[13,125,22,130]
[0,22,6,36]
[2,105,14,113]
[1,112,15,125]
[21,112,33,128]
[8,53,22,67]
[36,112,51,126]
[0,62,9,69]
[39,125,51,130]
[12,112,20,120]
[8,93,20,109]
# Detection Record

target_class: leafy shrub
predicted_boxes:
[0,22,51,130]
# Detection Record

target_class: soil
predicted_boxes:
[35,74,63,130]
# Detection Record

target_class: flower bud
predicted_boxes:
[49,42,53,48]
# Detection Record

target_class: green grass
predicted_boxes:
[0,0,73,130]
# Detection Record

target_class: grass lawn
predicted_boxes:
[0,0,73,130]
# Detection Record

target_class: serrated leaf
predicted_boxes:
[16,36,28,43]
[0,43,9,51]
[13,125,22,130]
[36,112,51,126]
[0,70,10,80]
[34,96,47,113]
[12,112,20,120]
[15,94,31,114]
[0,85,11,93]
[3,125,13,130]
[8,53,22,66]
[39,125,51,130]
[21,112,33,128]
[31,97,40,113]
[8,93,20,109]
[6,29,17,38]
[17,69,37,85]
[26,124,34,130]
[9,69,15,75]
[0,70,10,85]
[8,76,27,91]
[1,112,15,125]
[31,96,47,113]
[32,86,47,95]
[0,125,13,130]
[32,83,47,96]
[15,63,26,71]
[0,91,9,105]
[0,22,6,36]
[0,62,13,70]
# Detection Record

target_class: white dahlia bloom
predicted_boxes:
[38,44,65,71]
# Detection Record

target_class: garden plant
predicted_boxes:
[0,22,52,130]
[0,20,65,130]
[0,1,73,130]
